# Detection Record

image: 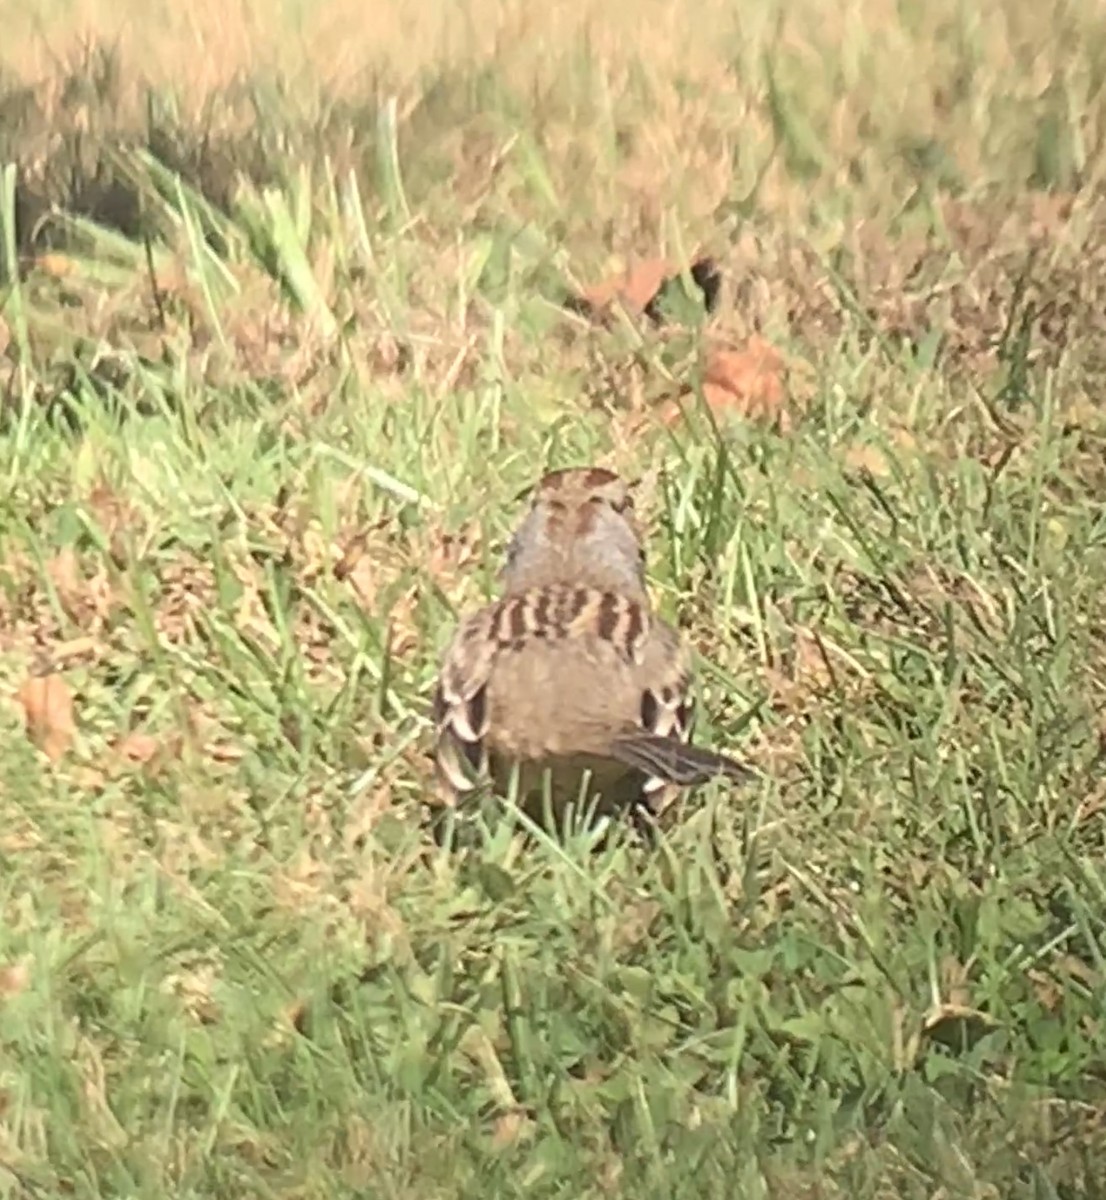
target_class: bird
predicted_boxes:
[430,465,752,832]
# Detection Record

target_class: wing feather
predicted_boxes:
[430,584,752,811]
[432,608,499,803]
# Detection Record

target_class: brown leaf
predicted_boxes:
[33,252,79,278]
[367,331,411,375]
[116,732,161,763]
[0,959,29,999]
[843,444,892,477]
[662,338,789,429]
[491,1108,535,1151]
[567,256,721,325]
[608,259,673,311]
[113,730,182,774]
[333,531,370,582]
[18,672,76,762]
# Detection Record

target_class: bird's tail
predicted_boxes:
[608,732,755,787]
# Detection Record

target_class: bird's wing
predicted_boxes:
[612,620,755,794]
[432,586,757,807]
[637,621,696,742]
[608,731,755,787]
[432,605,500,802]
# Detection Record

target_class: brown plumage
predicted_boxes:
[431,466,752,828]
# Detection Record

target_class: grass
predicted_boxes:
[1,0,1106,1195]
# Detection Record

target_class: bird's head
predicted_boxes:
[501,466,647,597]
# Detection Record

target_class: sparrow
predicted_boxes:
[430,466,752,830]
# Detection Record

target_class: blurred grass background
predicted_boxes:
[1,0,1105,1197]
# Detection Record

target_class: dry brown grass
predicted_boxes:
[5,0,1106,405]
[5,0,1103,206]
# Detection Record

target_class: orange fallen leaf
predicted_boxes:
[18,673,76,762]
[74,730,180,790]
[843,443,892,477]
[114,731,165,765]
[0,960,29,999]
[661,338,789,430]
[333,530,371,583]
[566,256,720,325]
[588,259,672,311]
[33,252,79,278]
[491,1108,534,1151]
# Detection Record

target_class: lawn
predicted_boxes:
[1,0,1106,1195]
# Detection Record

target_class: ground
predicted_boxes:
[1,0,1106,1196]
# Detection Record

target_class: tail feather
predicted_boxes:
[608,732,754,787]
